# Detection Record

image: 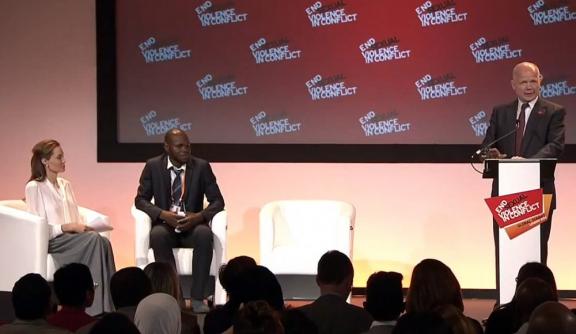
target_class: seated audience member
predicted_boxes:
[485,262,557,334]
[88,313,140,334]
[204,256,258,334]
[233,300,284,334]
[144,262,181,303]
[281,309,318,334]
[526,301,576,334]
[508,278,557,334]
[48,263,96,332]
[110,267,152,321]
[298,250,372,334]
[435,304,480,334]
[405,259,481,333]
[143,262,199,334]
[362,271,404,334]
[236,265,285,312]
[206,263,282,334]
[134,293,181,334]
[392,312,453,334]
[25,139,115,314]
[0,273,69,334]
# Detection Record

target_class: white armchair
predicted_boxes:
[0,199,111,291]
[259,200,355,299]
[132,205,228,305]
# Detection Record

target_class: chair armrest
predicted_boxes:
[0,206,49,291]
[78,206,111,238]
[211,210,227,263]
[132,205,152,267]
[210,210,227,305]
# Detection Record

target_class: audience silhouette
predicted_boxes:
[3,256,576,334]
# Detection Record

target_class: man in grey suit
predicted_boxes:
[482,61,566,264]
[135,128,225,313]
[298,250,372,334]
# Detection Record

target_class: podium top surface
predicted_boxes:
[484,158,557,163]
[483,158,557,179]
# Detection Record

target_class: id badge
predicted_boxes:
[169,204,181,214]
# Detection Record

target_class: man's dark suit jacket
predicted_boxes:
[482,98,565,208]
[298,294,373,334]
[135,154,225,225]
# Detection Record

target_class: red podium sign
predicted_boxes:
[485,189,551,239]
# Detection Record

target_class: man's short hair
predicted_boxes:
[111,267,152,308]
[365,271,404,321]
[12,273,51,320]
[53,263,94,307]
[316,250,353,285]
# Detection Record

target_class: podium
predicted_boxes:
[483,158,557,304]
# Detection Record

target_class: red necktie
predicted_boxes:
[515,103,529,156]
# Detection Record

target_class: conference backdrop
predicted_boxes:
[110,0,576,157]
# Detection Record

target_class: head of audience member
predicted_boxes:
[143,262,181,303]
[392,311,454,334]
[53,263,95,309]
[434,304,478,334]
[237,265,285,311]
[219,255,258,301]
[511,62,542,103]
[527,301,576,334]
[233,300,284,334]
[89,312,141,334]
[11,273,52,321]
[315,250,354,299]
[513,277,557,326]
[515,262,557,298]
[111,267,152,309]
[134,293,181,334]
[29,139,62,182]
[281,309,318,334]
[164,128,191,168]
[405,259,464,314]
[363,271,404,322]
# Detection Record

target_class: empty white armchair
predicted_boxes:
[259,200,355,287]
[0,199,111,291]
[132,205,228,305]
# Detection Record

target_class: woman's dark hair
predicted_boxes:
[29,139,60,182]
[405,259,464,313]
[237,265,285,311]
[516,262,557,298]
[233,300,284,334]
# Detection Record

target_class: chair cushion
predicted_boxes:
[263,246,328,275]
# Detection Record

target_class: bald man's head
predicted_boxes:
[527,301,576,334]
[511,62,542,102]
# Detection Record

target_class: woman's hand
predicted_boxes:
[61,223,94,233]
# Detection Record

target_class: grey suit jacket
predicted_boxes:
[298,294,373,334]
[482,98,566,208]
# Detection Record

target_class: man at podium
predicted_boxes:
[481,61,566,264]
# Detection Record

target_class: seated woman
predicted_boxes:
[405,258,483,334]
[24,139,115,315]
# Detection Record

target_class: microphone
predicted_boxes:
[472,118,520,158]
